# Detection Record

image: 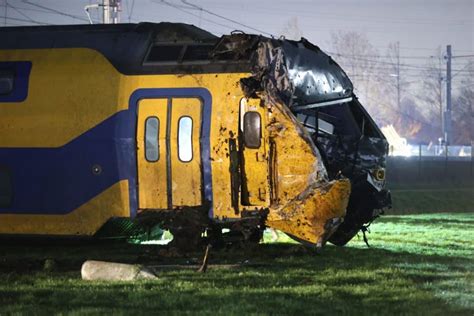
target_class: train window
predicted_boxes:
[178,116,193,162]
[145,117,159,162]
[0,70,14,95]
[146,45,185,63]
[318,118,334,134]
[0,167,12,208]
[296,113,334,135]
[145,44,215,64]
[243,112,261,149]
[182,44,213,61]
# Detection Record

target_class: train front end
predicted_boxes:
[216,34,391,247]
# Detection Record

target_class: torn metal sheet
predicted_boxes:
[233,37,353,107]
[215,34,390,247]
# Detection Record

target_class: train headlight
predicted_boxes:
[367,168,386,192]
[373,168,385,181]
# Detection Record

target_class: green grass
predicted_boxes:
[388,185,474,214]
[0,213,473,315]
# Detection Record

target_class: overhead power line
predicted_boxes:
[0,3,53,14]
[21,0,89,22]
[329,53,473,73]
[126,0,136,23]
[179,0,273,36]
[452,55,474,59]
[399,46,474,53]
[3,1,7,27]
[3,16,49,25]
[204,4,473,27]
[152,0,236,32]
[5,2,48,25]
[328,53,437,60]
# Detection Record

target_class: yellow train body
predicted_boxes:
[0,23,355,248]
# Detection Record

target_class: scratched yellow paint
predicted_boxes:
[266,179,351,245]
[266,101,317,206]
[263,100,351,245]
[137,99,168,210]
[239,98,269,206]
[0,181,130,235]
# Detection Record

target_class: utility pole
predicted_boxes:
[112,0,120,24]
[102,0,120,24]
[102,0,110,24]
[445,45,452,145]
[3,0,7,27]
[396,41,400,110]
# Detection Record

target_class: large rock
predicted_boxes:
[81,260,157,281]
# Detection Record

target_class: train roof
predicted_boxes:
[0,22,218,46]
[0,22,354,106]
[0,22,247,74]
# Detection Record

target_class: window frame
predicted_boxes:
[144,116,160,163]
[177,115,194,163]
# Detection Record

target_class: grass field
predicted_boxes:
[388,185,474,214]
[0,213,473,315]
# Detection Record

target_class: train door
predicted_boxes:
[136,97,202,210]
[239,98,269,207]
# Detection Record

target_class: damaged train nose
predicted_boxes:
[266,178,351,248]
[250,93,351,248]
[225,33,390,247]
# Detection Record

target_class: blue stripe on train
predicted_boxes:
[0,110,137,215]
[0,87,213,218]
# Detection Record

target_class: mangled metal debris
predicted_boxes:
[212,33,391,246]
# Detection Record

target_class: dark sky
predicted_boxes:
[1,0,473,55]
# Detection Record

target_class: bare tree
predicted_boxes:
[279,17,302,41]
[381,42,410,111]
[453,62,474,144]
[416,47,445,139]
[376,42,430,141]
[329,31,383,121]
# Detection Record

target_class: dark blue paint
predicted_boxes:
[0,61,32,103]
[0,111,137,215]
[0,87,213,219]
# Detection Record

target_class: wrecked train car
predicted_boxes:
[0,23,390,249]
